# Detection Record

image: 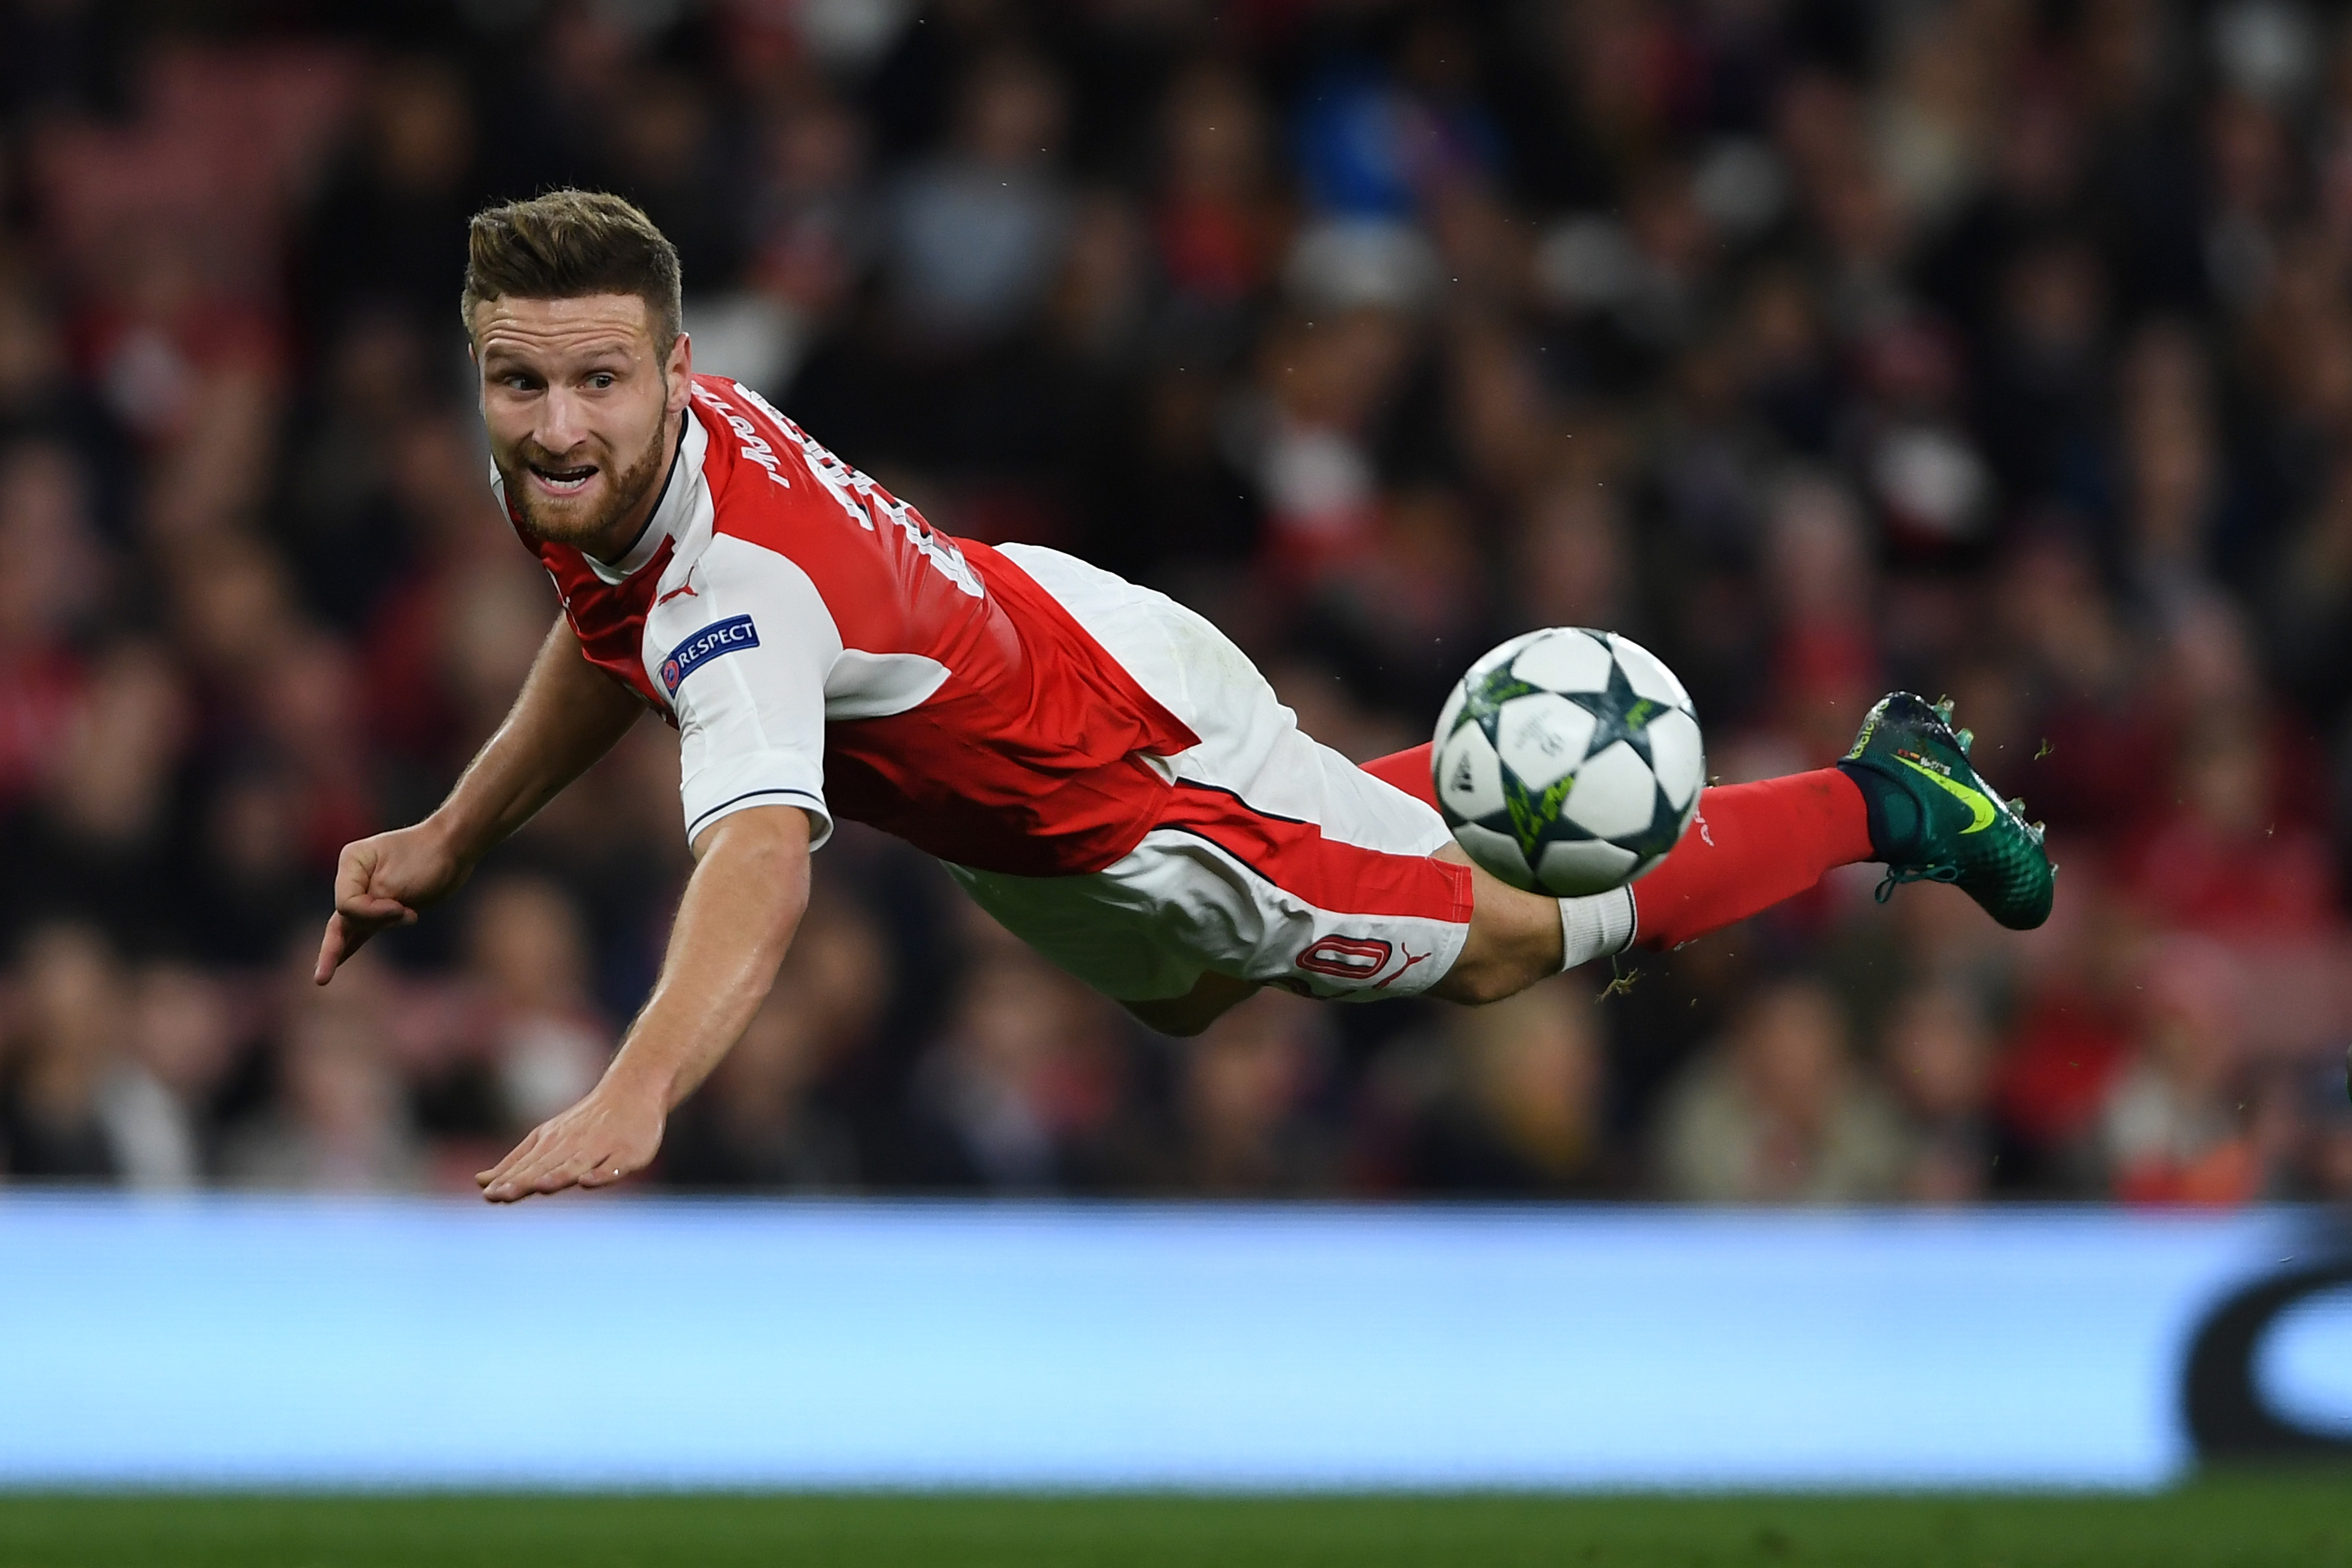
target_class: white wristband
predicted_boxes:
[1560,887,1637,972]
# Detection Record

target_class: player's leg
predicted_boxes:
[950,785,1477,1035]
[1363,743,1868,965]
[1108,840,1604,1022]
[1423,844,1626,1004]
[948,545,1481,1032]
[954,759,1618,1029]
[1613,769,1872,949]
[1359,690,2055,960]
[1625,694,2053,939]
[977,546,2046,1015]
[1109,837,1622,1024]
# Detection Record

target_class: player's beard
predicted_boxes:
[498,417,673,558]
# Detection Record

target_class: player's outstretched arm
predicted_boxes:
[476,803,813,1203]
[314,618,642,985]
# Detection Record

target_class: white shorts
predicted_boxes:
[943,545,1474,1003]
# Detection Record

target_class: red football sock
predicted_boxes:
[1360,747,1875,950]
[1360,742,1438,808]
[1628,770,1875,950]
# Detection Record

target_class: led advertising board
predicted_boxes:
[0,1198,2343,1488]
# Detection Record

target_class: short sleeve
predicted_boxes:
[657,534,842,849]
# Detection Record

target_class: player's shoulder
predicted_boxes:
[688,374,812,496]
[690,376,874,525]
[686,377,846,547]
[684,376,902,595]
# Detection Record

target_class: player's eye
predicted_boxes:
[587,372,616,390]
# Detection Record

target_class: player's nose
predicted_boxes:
[536,386,593,455]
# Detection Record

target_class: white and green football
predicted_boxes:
[1432,629,1705,896]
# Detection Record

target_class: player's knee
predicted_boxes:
[1430,963,1517,1007]
[1430,964,1506,1007]
[1429,942,1540,1007]
[1430,877,1560,1006]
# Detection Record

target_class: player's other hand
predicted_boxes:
[314,821,475,985]
[477,1085,664,1203]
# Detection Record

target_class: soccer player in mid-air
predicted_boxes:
[311,193,2055,1203]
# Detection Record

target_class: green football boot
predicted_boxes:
[1836,692,2056,930]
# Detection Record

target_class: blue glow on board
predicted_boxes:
[0,1197,2304,1489]
[2259,1283,2352,1436]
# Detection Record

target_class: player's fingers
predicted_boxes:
[480,1128,553,1187]
[332,841,427,925]
[575,1152,636,1187]
[483,1162,557,1202]
[482,1129,599,1202]
[313,915,347,987]
[490,1156,586,1203]
[320,898,411,980]
[537,1143,614,1192]
[332,841,383,905]
[476,1124,553,1192]
[539,1129,637,1193]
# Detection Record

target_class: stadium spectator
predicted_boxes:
[460,875,613,1135]
[659,977,857,1192]
[884,48,1073,345]
[223,956,422,1192]
[295,57,488,340]
[904,925,1128,1193]
[2096,937,2260,1206]
[1654,977,1906,1204]
[124,961,241,1185]
[1,923,198,1184]
[1404,976,1614,1197]
[662,889,887,1190]
[1878,983,1998,1204]
[1171,989,1337,1197]
[0,642,190,955]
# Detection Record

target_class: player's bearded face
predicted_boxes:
[474,294,687,558]
[498,419,670,550]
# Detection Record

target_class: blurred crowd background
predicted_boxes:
[2,0,2351,1205]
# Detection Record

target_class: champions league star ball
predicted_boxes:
[1432,629,1706,897]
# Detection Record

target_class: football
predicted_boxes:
[1432,629,1706,897]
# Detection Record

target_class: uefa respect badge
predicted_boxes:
[661,615,760,696]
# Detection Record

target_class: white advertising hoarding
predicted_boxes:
[0,1197,2344,1488]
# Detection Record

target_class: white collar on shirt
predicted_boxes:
[585,408,709,583]
[488,405,710,586]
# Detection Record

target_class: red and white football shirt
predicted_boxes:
[504,374,1200,874]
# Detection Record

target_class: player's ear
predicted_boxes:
[665,330,692,407]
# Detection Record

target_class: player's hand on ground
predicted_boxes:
[313,822,475,985]
[476,1085,664,1203]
